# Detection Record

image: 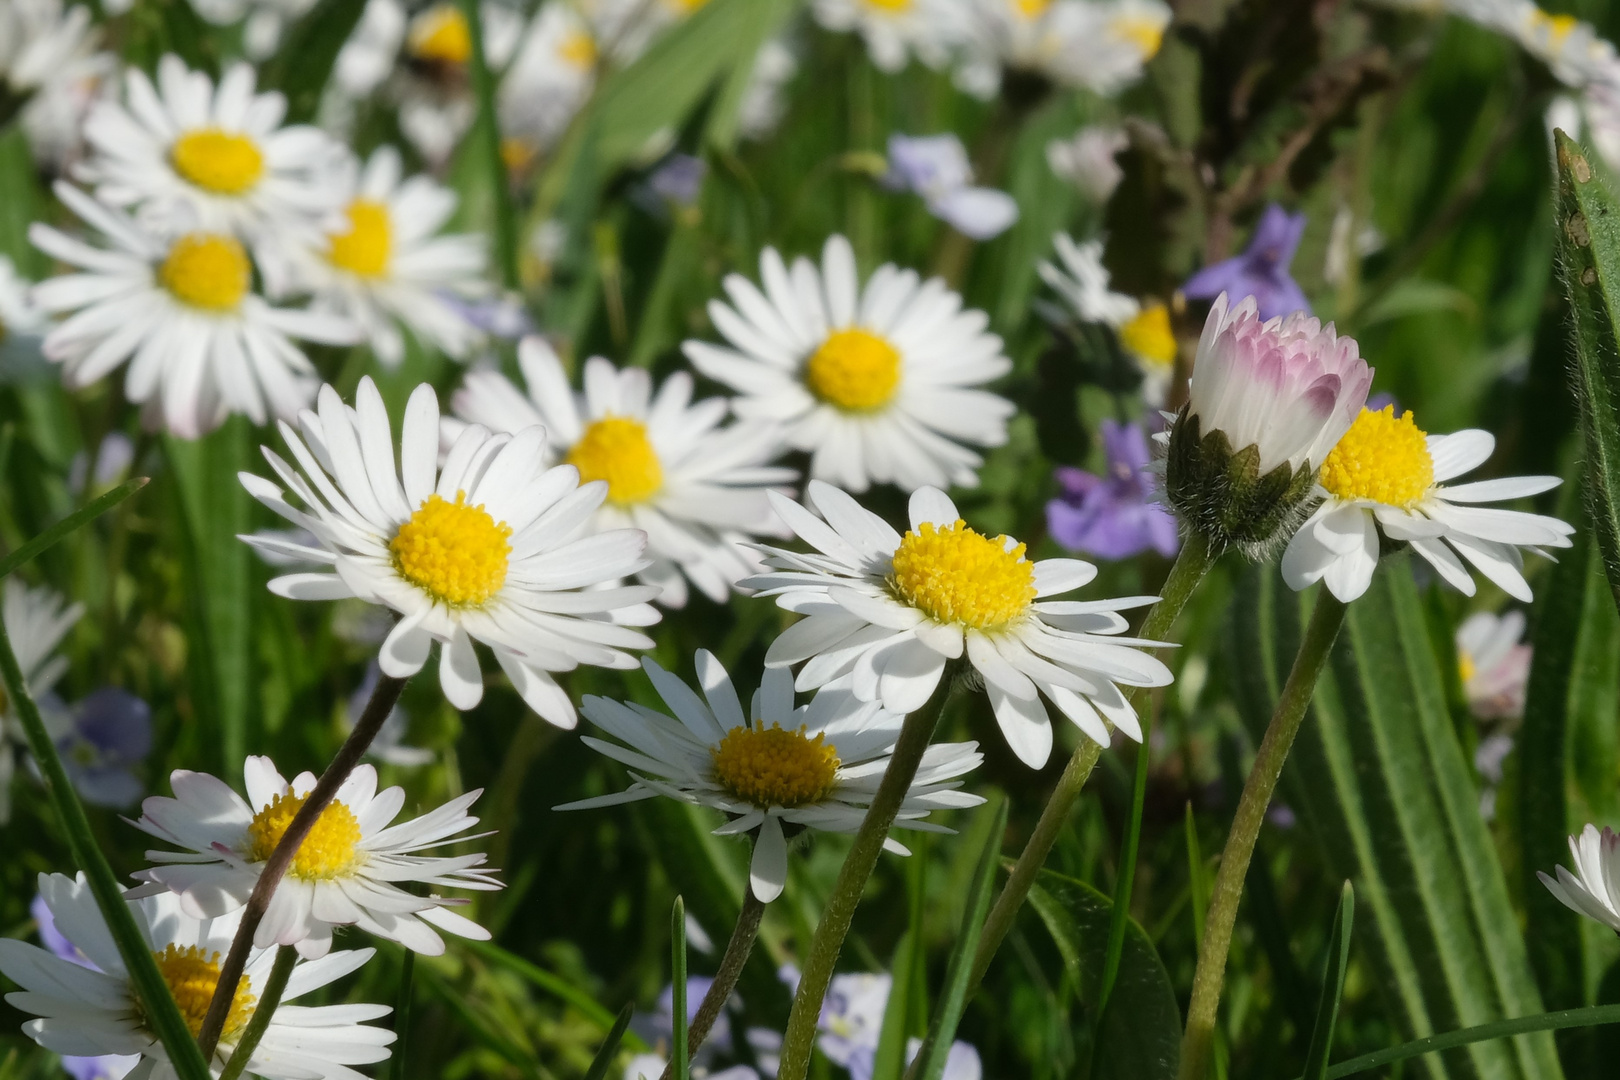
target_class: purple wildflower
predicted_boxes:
[52,688,151,810]
[1047,420,1179,560]
[1182,203,1310,320]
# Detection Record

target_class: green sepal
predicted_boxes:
[1165,408,1314,556]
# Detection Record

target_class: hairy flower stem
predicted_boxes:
[217,947,298,1080]
[659,889,769,1080]
[776,666,964,1080]
[196,673,409,1057]
[967,533,1218,993]
[1177,591,1348,1080]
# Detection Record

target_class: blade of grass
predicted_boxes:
[459,0,518,291]
[1303,883,1356,1080]
[872,930,917,1080]
[672,896,689,1080]
[0,478,147,578]
[460,936,646,1047]
[584,1004,637,1080]
[391,951,415,1080]
[1185,803,1208,947]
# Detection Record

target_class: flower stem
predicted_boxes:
[217,946,298,1080]
[659,889,768,1080]
[1177,590,1348,1080]
[775,666,964,1080]
[967,532,1219,993]
[196,672,408,1057]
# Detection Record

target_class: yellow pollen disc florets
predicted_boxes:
[1113,15,1166,57]
[805,328,902,413]
[1531,11,1579,42]
[1119,302,1176,369]
[891,519,1037,630]
[1318,405,1435,508]
[1458,650,1477,686]
[409,5,472,64]
[160,233,251,312]
[712,722,840,808]
[328,200,393,278]
[390,491,513,606]
[864,0,913,10]
[1013,0,1051,17]
[151,945,256,1038]
[559,30,598,67]
[171,129,265,195]
[245,792,363,879]
[567,417,664,506]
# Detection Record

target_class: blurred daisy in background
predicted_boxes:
[561,652,984,901]
[1047,125,1128,203]
[1,255,48,372]
[332,0,409,101]
[685,235,1013,493]
[737,39,799,142]
[1040,0,1171,94]
[448,339,794,608]
[0,0,113,172]
[883,133,1019,240]
[394,2,524,167]
[1039,234,1178,407]
[241,378,660,725]
[1456,608,1532,721]
[498,0,601,168]
[0,581,82,825]
[811,0,965,74]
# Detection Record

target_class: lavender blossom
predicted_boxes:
[1183,203,1310,320]
[884,133,1018,240]
[1048,420,1179,560]
[50,688,151,810]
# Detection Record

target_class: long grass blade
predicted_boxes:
[1303,882,1356,1080]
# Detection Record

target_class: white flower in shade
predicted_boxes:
[1,254,48,365]
[1539,824,1620,933]
[810,0,964,73]
[447,340,794,608]
[1456,609,1531,721]
[498,0,600,161]
[1281,405,1574,603]
[1039,235,1177,408]
[29,183,357,437]
[1041,0,1170,94]
[78,55,347,242]
[1046,125,1128,203]
[0,581,82,825]
[559,652,983,901]
[1507,4,1614,87]
[240,377,659,727]
[883,134,1019,240]
[737,38,798,142]
[334,0,408,98]
[743,483,1174,768]
[0,873,394,1080]
[0,0,100,97]
[684,235,1014,493]
[130,757,499,958]
[289,146,487,368]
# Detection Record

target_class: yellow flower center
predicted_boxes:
[891,519,1037,630]
[559,29,598,68]
[1318,406,1434,507]
[712,722,840,808]
[327,200,393,278]
[567,417,664,506]
[1119,302,1176,370]
[160,233,251,312]
[151,945,256,1039]
[501,137,538,174]
[805,328,902,413]
[245,792,364,880]
[409,5,472,64]
[864,0,913,11]
[1531,10,1579,42]
[390,491,513,606]
[1013,0,1051,16]
[1458,650,1477,686]
[171,129,265,195]
[1112,14,1166,58]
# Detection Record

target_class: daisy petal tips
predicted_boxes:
[239,376,661,728]
[1538,824,1620,933]
[742,481,1175,768]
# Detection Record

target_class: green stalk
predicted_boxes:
[775,667,965,1080]
[1178,591,1349,1080]
[659,888,767,1080]
[459,0,519,291]
[967,532,1219,994]
[672,897,689,1080]
[217,947,298,1080]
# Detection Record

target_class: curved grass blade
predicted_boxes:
[461,937,648,1048]
[871,930,916,1080]
[584,1004,637,1080]
[0,477,146,578]
[1303,882,1355,1080]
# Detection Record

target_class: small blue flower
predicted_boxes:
[1182,203,1309,320]
[1048,420,1179,561]
[52,688,152,810]
[884,134,1019,240]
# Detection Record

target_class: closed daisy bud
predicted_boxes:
[1165,292,1372,555]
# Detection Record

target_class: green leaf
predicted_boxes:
[1303,882,1355,1080]
[584,1004,637,1080]
[1027,869,1181,1080]
[702,0,796,152]
[673,896,689,1080]
[1230,560,1563,1079]
[263,0,369,124]
[0,478,148,579]
[1555,130,1620,616]
[460,937,646,1048]
[870,930,916,1080]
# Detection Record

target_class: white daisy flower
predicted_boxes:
[1,254,49,368]
[130,757,499,958]
[683,235,1014,493]
[333,0,408,99]
[1038,235,1177,407]
[737,39,798,142]
[447,339,795,608]
[810,0,964,73]
[0,580,82,825]
[743,482,1174,768]
[1539,824,1620,933]
[1281,405,1575,603]
[394,3,525,167]
[0,0,100,97]
[0,872,394,1080]
[79,55,348,243]
[1046,125,1127,203]
[1041,0,1170,95]
[497,0,600,162]
[1455,609,1531,721]
[559,651,984,901]
[289,146,487,368]
[239,376,660,727]
[29,182,358,437]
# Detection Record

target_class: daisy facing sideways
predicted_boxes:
[447,338,795,608]
[0,580,82,825]
[239,377,660,727]
[1539,824,1620,933]
[684,235,1014,493]
[0,872,394,1080]
[559,652,983,901]
[1280,405,1574,603]
[130,757,500,958]
[743,483,1174,768]
[29,182,358,437]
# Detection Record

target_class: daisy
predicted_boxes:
[737,39,798,142]
[1041,0,1171,95]
[394,3,525,167]
[288,146,487,368]
[1539,824,1620,933]
[0,0,100,99]
[1280,405,1574,603]
[498,0,600,162]
[0,872,394,1080]
[239,376,660,727]
[447,339,795,608]
[29,182,358,437]
[0,580,82,824]
[1455,609,1531,721]
[1,254,48,366]
[810,0,964,74]
[559,652,984,901]
[683,235,1014,493]
[742,482,1175,768]
[78,54,347,242]
[130,756,500,958]
[1046,125,1128,203]
[1038,234,1177,407]
[333,0,408,100]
